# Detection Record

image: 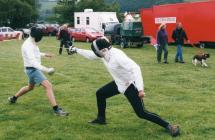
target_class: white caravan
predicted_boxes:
[74,9,119,33]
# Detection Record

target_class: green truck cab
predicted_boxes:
[120,21,145,48]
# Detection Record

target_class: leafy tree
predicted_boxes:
[0,0,38,28]
[54,0,76,24]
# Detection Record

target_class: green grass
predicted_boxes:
[0,37,215,140]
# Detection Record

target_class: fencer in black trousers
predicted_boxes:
[96,81,169,128]
[69,37,180,137]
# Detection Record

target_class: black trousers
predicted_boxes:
[59,40,70,55]
[96,81,169,128]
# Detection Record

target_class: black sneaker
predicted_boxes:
[179,61,185,63]
[175,59,179,63]
[88,117,106,125]
[8,96,17,104]
[54,108,69,116]
[167,124,180,137]
[164,61,169,64]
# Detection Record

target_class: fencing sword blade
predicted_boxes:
[55,72,68,78]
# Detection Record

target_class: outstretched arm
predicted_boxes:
[69,46,99,60]
[24,48,54,75]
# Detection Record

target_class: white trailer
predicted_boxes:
[74,9,119,33]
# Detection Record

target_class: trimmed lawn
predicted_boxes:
[0,37,214,140]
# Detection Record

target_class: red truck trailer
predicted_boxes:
[140,0,215,47]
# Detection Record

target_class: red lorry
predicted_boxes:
[140,0,215,47]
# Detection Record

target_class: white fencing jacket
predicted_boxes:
[21,37,48,72]
[76,47,144,94]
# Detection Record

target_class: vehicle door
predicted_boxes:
[79,28,87,41]
[0,28,2,36]
[1,28,7,37]
[8,27,15,38]
[73,28,81,41]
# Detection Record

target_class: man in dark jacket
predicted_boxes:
[58,24,72,55]
[172,23,189,63]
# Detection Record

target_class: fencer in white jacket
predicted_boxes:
[8,27,68,116]
[69,37,180,137]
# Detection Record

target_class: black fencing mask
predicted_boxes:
[91,37,112,57]
[30,26,43,42]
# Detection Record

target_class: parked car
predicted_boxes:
[43,24,59,36]
[0,34,4,41]
[26,23,59,36]
[0,27,23,40]
[70,28,103,42]
[15,28,30,38]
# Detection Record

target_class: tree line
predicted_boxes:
[0,0,190,28]
[53,0,120,25]
[54,0,185,25]
[0,0,39,28]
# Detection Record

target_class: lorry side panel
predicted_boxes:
[140,1,215,44]
[140,8,156,38]
[180,1,215,43]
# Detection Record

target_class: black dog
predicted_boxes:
[192,53,210,67]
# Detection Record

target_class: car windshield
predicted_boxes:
[105,23,118,32]
[8,28,14,32]
[85,28,98,33]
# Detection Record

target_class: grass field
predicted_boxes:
[0,37,214,140]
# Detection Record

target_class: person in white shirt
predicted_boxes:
[8,27,68,116]
[69,37,180,137]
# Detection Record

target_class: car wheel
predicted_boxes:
[200,42,205,48]
[25,34,29,38]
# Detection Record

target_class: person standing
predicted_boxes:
[8,26,69,116]
[69,37,180,137]
[172,22,189,63]
[157,23,169,64]
[58,24,72,55]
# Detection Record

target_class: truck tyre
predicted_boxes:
[200,43,205,48]
[120,39,127,48]
[120,41,126,48]
[137,42,144,48]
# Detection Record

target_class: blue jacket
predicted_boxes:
[157,29,168,46]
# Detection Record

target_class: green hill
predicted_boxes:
[105,0,207,12]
